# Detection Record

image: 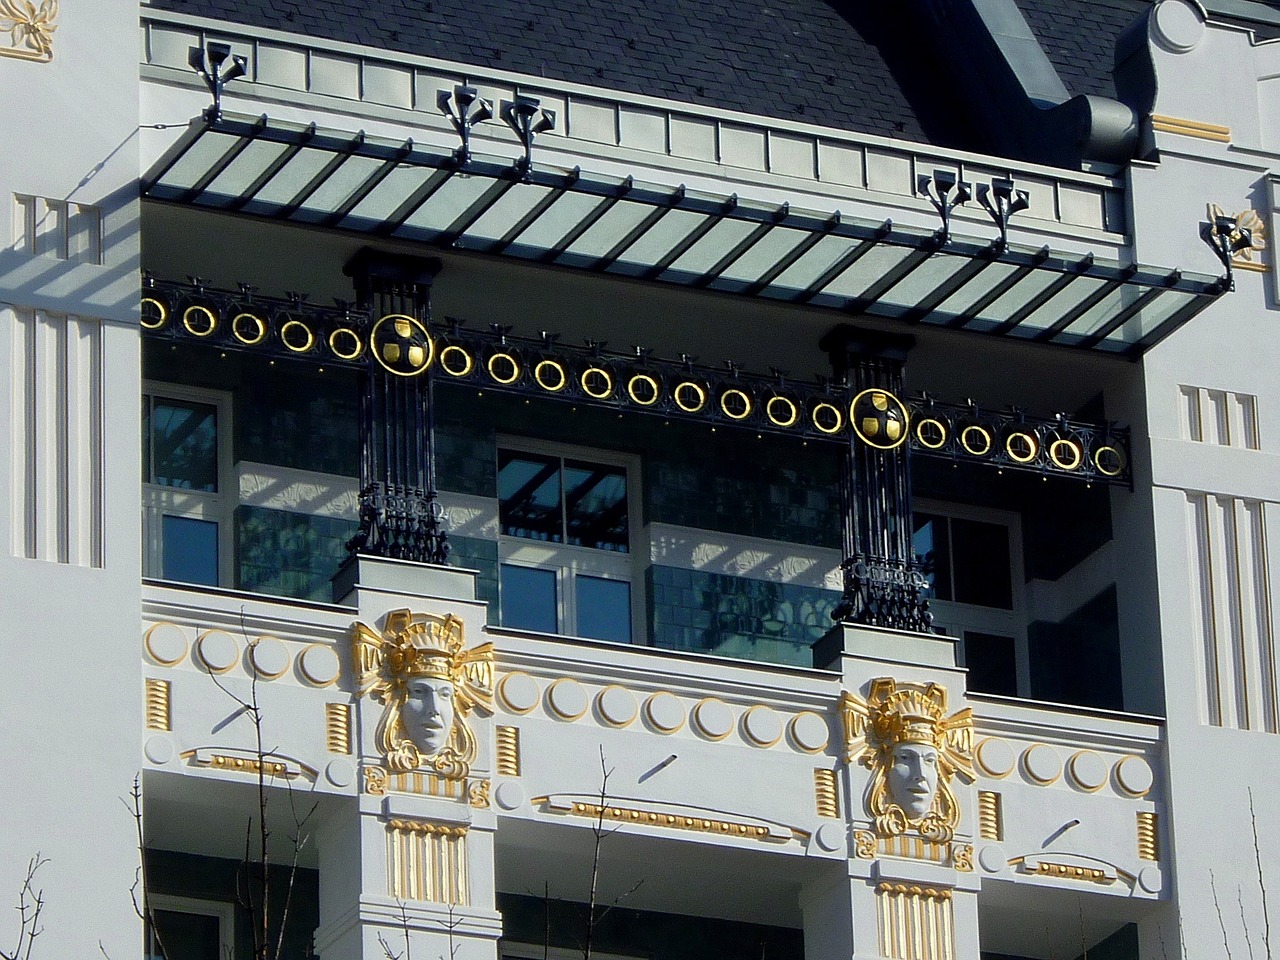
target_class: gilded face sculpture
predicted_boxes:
[888,742,940,819]
[401,677,456,756]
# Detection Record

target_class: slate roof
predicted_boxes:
[146,0,1153,151]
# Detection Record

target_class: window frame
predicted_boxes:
[913,497,1028,696]
[146,893,235,960]
[142,382,235,587]
[496,436,644,644]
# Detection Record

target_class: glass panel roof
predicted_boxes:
[926,260,1022,320]
[1007,275,1110,335]
[555,200,663,265]
[241,147,341,214]
[662,218,762,281]
[813,244,915,301]
[200,140,291,207]
[605,209,707,276]
[156,132,243,193]
[871,254,971,312]
[461,182,555,243]
[765,235,858,296]
[1051,285,1130,340]
[715,228,809,287]
[1124,290,1196,343]
[399,174,506,237]
[341,165,439,229]
[503,192,607,258]
[972,269,1061,327]
[293,155,388,221]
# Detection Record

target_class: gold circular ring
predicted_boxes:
[182,305,217,337]
[961,425,992,456]
[1093,445,1125,477]
[811,402,844,434]
[720,388,752,420]
[1005,431,1039,464]
[849,388,910,451]
[371,314,434,377]
[915,417,948,450]
[627,373,660,406]
[534,359,567,392]
[1049,438,1083,471]
[141,297,168,330]
[327,327,364,361]
[765,395,798,428]
[487,352,520,385]
[581,366,614,399]
[231,312,267,346]
[439,345,474,377]
[280,319,315,354]
[673,381,707,413]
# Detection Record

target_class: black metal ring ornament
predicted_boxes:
[811,401,843,434]
[439,344,474,377]
[487,351,521,385]
[581,366,614,399]
[914,417,947,450]
[1005,430,1038,464]
[850,388,909,450]
[232,312,268,346]
[328,327,364,360]
[627,373,660,406]
[765,395,799,428]
[141,297,168,330]
[674,381,706,413]
[1049,437,1082,470]
[960,424,992,456]
[280,319,315,354]
[183,304,218,337]
[371,314,434,377]
[534,359,567,392]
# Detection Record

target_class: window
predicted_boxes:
[497,442,639,642]
[142,386,233,586]
[146,895,234,960]
[912,502,1025,697]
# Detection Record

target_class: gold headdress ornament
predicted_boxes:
[840,677,974,841]
[353,609,494,778]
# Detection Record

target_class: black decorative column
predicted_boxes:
[819,324,930,632]
[344,249,449,565]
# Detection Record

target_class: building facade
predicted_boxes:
[2,0,1279,957]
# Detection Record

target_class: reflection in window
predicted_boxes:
[144,396,218,492]
[499,451,628,552]
[962,631,1018,697]
[576,575,631,642]
[912,513,1011,609]
[500,564,558,633]
[148,908,223,960]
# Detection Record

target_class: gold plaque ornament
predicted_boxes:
[840,678,974,842]
[353,610,494,779]
[1207,203,1267,265]
[0,0,57,62]
[371,314,434,377]
[850,389,909,450]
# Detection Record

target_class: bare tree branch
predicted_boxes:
[0,854,47,960]
[1252,789,1273,960]
[1212,869,1234,959]
[1241,886,1258,960]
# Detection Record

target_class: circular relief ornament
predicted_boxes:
[975,737,1016,778]
[1022,743,1062,785]
[371,314,433,377]
[1067,750,1108,792]
[789,711,830,752]
[645,692,686,734]
[850,389,909,450]
[497,672,540,714]
[144,622,189,666]
[299,643,341,686]
[692,698,734,741]
[547,678,589,721]
[325,758,355,788]
[596,685,639,727]
[249,637,290,680]
[196,630,239,674]
[742,705,784,747]
[1115,755,1155,797]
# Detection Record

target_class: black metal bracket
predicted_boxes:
[188,42,247,122]
[437,85,494,166]
[977,177,1030,252]
[502,95,557,181]
[1200,209,1253,293]
[918,170,972,246]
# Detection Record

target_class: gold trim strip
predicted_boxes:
[1137,811,1159,861]
[1034,861,1113,883]
[813,768,840,818]
[560,801,797,841]
[496,725,521,776]
[1234,259,1267,273]
[978,790,1002,841]
[1151,115,1231,142]
[145,678,171,732]
[324,703,351,754]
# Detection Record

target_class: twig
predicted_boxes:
[1242,886,1258,960]
[0,854,48,960]
[126,774,169,960]
[1252,789,1273,960]
[1212,870,1234,959]
[583,747,613,960]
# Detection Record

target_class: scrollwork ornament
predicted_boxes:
[364,764,388,796]
[953,842,974,873]
[854,829,877,860]
[0,0,57,62]
[352,609,494,780]
[469,779,491,809]
[839,677,975,843]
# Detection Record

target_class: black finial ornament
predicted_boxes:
[189,42,247,122]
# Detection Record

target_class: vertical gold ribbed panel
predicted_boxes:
[813,768,839,818]
[1137,812,1159,860]
[496,725,520,776]
[978,791,1002,841]
[876,884,954,960]
[878,836,946,862]
[386,821,469,904]
[145,678,171,731]
[325,703,351,754]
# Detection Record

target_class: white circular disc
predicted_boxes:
[325,758,355,787]
[790,711,829,752]
[814,823,844,853]
[1138,865,1163,894]
[498,672,540,714]
[196,630,239,674]
[144,622,188,666]
[548,678,589,721]
[250,636,290,680]
[978,844,1007,874]
[597,686,638,727]
[1022,743,1062,785]
[144,735,175,765]
[743,705,783,747]
[1152,0,1205,53]
[976,737,1016,778]
[1068,750,1108,791]
[495,781,526,811]
[692,699,734,740]
[645,692,686,733]
[300,644,341,686]
[1115,755,1155,796]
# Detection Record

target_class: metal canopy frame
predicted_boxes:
[142,113,1226,359]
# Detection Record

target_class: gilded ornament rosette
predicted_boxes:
[1207,203,1267,264]
[352,609,494,780]
[0,0,57,62]
[839,677,974,842]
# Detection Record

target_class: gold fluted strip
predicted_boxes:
[496,725,521,776]
[145,678,171,731]
[978,790,1002,841]
[1151,114,1231,142]
[876,884,955,960]
[325,703,351,754]
[813,768,839,818]
[386,821,470,903]
[1137,812,1159,861]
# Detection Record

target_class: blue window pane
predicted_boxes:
[500,564,557,633]
[498,451,562,542]
[576,575,631,642]
[162,515,219,586]
[151,910,221,960]
[564,460,628,552]
[149,398,218,492]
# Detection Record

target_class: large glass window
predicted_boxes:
[497,443,637,642]
[142,386,232,586]
[146,896,233,960]
[913,504,1025,697]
